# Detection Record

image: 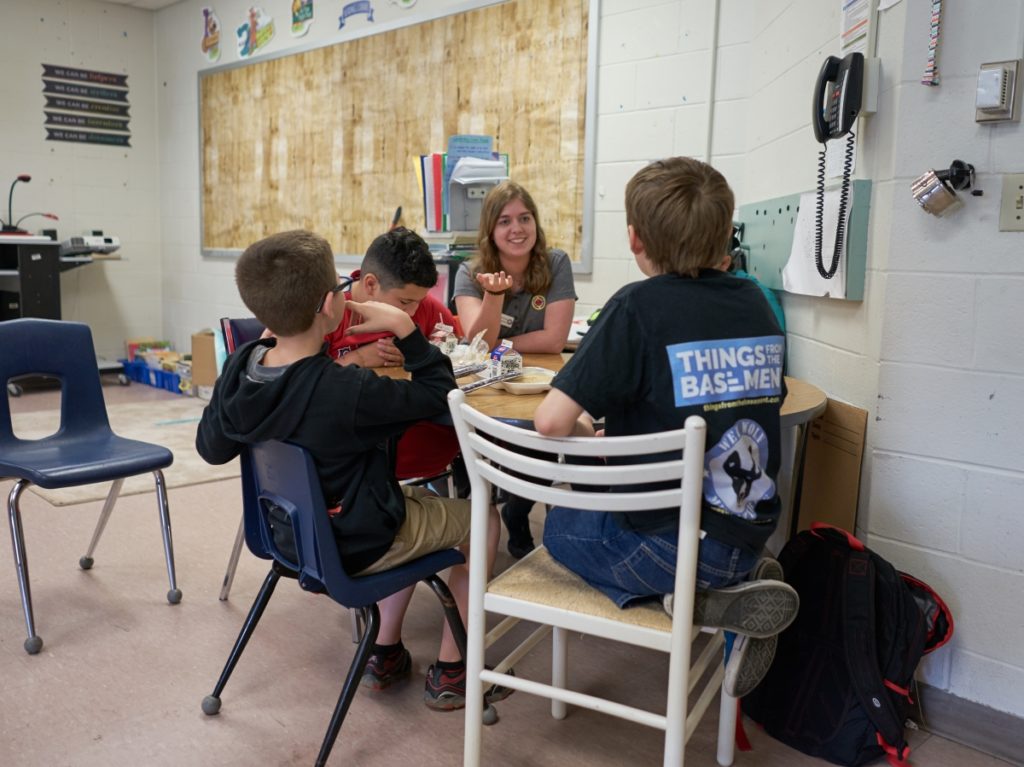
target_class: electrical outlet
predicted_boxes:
[999,174,1024,231]
[467,186,488,199]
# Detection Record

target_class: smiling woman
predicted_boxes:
[452,181,577,356]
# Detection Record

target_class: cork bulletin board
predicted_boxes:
[199,0,590,261]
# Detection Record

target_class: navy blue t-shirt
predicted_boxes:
[551,269,786,555]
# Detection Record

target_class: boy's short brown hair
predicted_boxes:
[625,157,735,277]
[235,229,336,336]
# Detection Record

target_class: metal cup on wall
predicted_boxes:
[911,160,975,217]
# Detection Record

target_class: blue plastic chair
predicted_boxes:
[0,318,181,655]
[201,440,467,767]
[217,315,266,601]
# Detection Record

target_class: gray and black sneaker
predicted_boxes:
[693,577,798,638]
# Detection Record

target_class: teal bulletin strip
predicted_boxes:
[45,128,131,147]
[41,64,127,88]
[737,179,871,302]
[45,96,130,117]
[42,81,129,102]
[45,113,130,133]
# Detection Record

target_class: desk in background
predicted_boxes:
[0,236,61,320]
[0,236,118,321]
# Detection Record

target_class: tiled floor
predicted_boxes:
[0,382,1016,766]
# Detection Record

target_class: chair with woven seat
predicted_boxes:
[0,318,181,655]
[201,439,467,766]
[448,388,737,767]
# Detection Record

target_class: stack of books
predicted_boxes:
[417,134,508,232]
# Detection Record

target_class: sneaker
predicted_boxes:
[423,662,515,711]
[752,556,784,582]
[722,557,788,698]
[500,502,535,559]
[360,645,412,690]
[723,632,778,698]
[693,579,799,638]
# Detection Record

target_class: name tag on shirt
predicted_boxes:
[500,313,514,329]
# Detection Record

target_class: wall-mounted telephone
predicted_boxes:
[812,52,864,279]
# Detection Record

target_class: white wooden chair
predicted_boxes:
[448,389,737,767]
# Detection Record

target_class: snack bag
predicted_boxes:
[429,319,458,355]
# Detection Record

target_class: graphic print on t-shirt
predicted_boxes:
[665,335,784,408]
[703,419,776,519]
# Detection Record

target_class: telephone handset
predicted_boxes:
[813,53,864,142]
[812,52,864,280]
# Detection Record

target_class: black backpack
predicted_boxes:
[742,524,953,767]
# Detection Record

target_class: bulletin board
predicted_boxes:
[199,0,590,261]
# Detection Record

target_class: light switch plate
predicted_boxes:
[999,174,1024,231]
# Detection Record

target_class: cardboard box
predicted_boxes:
[191,330,218,387]
[795,399,869,534]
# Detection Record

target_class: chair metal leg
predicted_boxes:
[316,603,380,767]
[349,608,364,644]
[424,574,467,660]
[152,470,181,604]
[202,566,283,715]
[219,514,246,601]
[7,481,42,654]
[79,477,124,569]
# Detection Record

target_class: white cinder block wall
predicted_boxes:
[1,0,1020,719]
[0,0,163,360]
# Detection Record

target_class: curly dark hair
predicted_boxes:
[361,227,438,290]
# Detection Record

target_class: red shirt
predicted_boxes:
[325,270,457,360]
[323,271,460,479]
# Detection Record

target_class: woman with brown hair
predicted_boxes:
[452,181,577,558]
[452,180,576,354]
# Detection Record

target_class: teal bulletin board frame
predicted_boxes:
[737,179,871,301]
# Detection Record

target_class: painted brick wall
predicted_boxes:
[0,0,162,359]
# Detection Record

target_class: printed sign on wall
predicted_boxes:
[291,0,314,36]
[42,65,131,148]
[202,7,222,62]
[237,6,275,58]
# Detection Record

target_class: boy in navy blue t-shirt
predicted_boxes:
[534,157,798,697]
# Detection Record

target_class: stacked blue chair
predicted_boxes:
[201,440,467,766]
[0,318,181,655]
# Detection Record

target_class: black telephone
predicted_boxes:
[811,52,863,280]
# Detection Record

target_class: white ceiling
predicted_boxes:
[100,0,182,10]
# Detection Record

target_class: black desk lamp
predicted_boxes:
[2,174,32,233]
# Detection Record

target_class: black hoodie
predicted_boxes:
[196,330,456,574]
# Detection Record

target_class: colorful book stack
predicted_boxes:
[417,134,508,232]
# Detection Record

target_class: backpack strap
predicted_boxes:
[843,548,911,763]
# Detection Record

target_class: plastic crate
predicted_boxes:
[118,359,182,394]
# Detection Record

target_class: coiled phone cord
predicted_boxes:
[814,130,855,280]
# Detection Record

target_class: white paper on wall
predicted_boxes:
[782,189,851,299]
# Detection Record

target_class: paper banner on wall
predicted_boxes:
[339,1,375,28]
[782,189,851,299]
[201,7,222,62]
[41,64,131,149]
[291,0,313,37]
[237,7,275,59]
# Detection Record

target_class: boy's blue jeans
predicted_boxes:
[543,506,757,608]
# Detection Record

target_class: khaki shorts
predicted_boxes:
[356,486,472,576]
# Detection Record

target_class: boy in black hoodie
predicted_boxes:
[196,229,506,711]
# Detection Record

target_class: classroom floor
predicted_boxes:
[0,382,1016,767]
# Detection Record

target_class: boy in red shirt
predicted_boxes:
[325,227,461,481]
